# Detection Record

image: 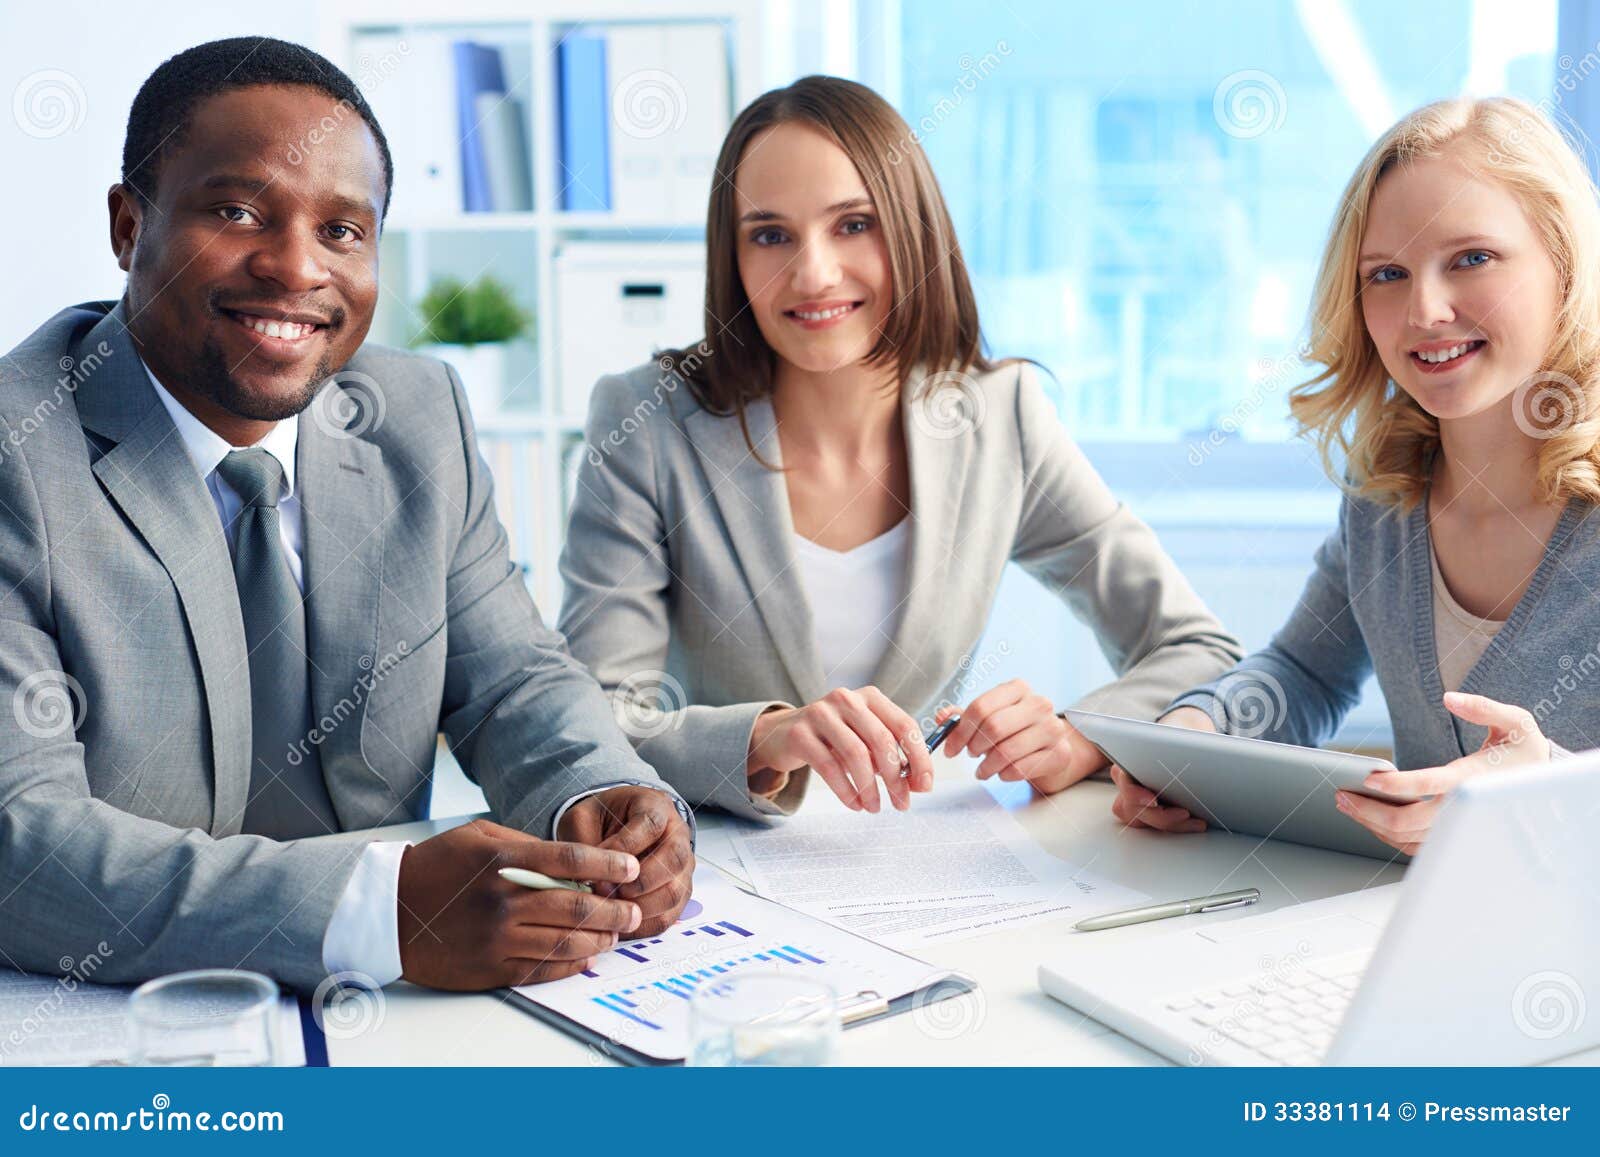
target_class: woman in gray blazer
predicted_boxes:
[559,77,1242,822]
[1115,97,1600,856]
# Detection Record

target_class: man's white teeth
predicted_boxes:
[793,304,854,321]
[1417,341,1480,364]
[237,314,316,339]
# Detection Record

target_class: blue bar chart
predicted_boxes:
[519,868,934,1062]
[587,944,830,1032]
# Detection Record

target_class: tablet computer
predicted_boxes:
[1063,709,1412,862]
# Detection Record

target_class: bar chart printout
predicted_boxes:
[512,867,954,1061]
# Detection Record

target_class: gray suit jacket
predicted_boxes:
[0,301,673,991]
[558,359,1243,821]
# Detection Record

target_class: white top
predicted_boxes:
[1430,545,1505,693]
[792,518,911,691]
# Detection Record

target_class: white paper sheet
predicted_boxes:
[0,970,306,1067]
[514,866,957,1062]
[728,780,1149,947]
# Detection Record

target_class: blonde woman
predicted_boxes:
[1115,97,1600,855]
[559,76,1241,821]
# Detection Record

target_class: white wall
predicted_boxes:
[0,2,320,351]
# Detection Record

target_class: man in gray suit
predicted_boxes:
[0,38,693,994]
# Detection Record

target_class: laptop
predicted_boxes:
[1039,753,1600,1065]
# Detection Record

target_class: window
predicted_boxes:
[890,0,1559,440]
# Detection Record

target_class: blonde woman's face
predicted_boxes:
[732,122,893,375]
[1358,151,1561,423]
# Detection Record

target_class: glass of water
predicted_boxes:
[688,974,838,1066]
[128,969,279,1066]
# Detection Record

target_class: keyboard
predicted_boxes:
[1158,950,1372,1065]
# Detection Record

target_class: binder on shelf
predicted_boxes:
[557,32,611,211]
[452,41,508,213]
[604,24,672,218]
[361,31,463,219]
[663,23,729,221]
[476,92,534,212]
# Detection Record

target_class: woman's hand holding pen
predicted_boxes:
[938,679,1107,794]
[747,686,935,813]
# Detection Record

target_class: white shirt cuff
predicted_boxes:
[321,840,410,987]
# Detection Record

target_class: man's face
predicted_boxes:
[114,83,385,423]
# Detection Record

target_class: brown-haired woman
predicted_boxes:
[558,76,1241,821]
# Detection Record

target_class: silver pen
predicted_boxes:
[1073,888,1260,932]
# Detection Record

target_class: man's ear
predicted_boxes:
[108,183,142,271]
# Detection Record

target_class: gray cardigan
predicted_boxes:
[1171,491,1600,766]
[558,359,1243,820]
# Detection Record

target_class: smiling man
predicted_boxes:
[0,38,693,994]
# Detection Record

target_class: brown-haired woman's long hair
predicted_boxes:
[661,75,997,455]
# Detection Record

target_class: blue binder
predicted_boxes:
[453,41,507,213]
[557,32,611,211]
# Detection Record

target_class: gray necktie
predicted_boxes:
[216,448,338,839]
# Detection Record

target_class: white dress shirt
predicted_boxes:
[143,361,689,987]
[142,362,407,985]
[792,518,911,691]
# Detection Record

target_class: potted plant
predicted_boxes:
[411,275,532,419]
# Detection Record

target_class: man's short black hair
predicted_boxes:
[122,36,393,220]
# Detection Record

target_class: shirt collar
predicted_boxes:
[141,359,298,498]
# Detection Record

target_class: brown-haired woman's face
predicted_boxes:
[732,122,893,375]
[1358,150,1560,425]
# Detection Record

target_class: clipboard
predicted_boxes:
[500,867,978,1066]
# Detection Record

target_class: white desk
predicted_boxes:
[326,763,1441,1066]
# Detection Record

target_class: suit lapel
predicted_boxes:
[76,304,254,836]
[296,378,387,830]
[870,375,972,704]
[684,401,823,702]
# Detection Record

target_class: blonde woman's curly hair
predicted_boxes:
[1291,96,1600,508]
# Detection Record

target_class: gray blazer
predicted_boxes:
[1171,491,1600,765]
[0,301,673,991]
[558,359,1243,821]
